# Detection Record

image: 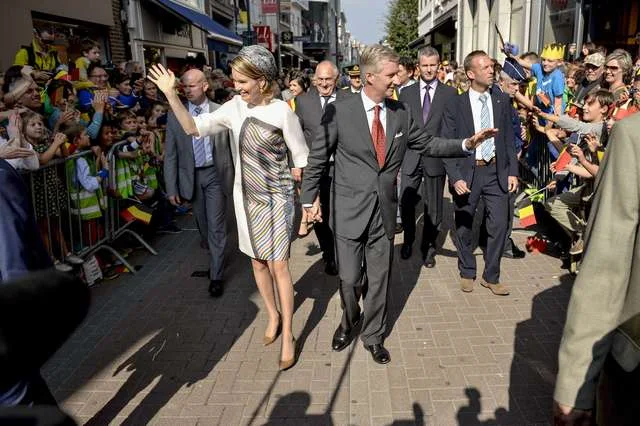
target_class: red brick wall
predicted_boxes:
[109,0,128,63]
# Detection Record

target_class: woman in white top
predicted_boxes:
[149,45,309,370]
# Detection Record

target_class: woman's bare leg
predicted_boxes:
[251,259,280,337]
[269,260,295,362]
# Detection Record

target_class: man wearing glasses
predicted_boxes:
[574,53,604,106]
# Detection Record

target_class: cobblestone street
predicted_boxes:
[43,200,572,426]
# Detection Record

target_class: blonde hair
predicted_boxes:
[359,44,400,81]
[230,55,275,100]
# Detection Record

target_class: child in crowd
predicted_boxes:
[110,72,140,111]
[74,39,101,82]
[61,121,108,249]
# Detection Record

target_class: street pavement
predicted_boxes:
[43,199,572,426]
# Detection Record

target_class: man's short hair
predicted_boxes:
[417,46,440,62]
[464,50,489,72]
[399,56,416,71]
[360,45,400,79]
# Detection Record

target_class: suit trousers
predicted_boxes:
[478,191,517,253]
[315,167,335,262]
[335,201,393,345]
[596,353,640,426]
[400,161,445,257]
[193,166,226,281]
[452,164,509,284]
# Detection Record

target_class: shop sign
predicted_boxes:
[254,25,273,52]
[262,0,278,14]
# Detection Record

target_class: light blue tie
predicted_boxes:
[193,106,207,167]
[478,94,495,162]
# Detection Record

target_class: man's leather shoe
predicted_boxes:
[208,280,223,297]
[423,253,436,268]
[400,243,412,260]
[395,223,403,234]
[331,315,361,351]
[364,343,391,364]
[481,281,510,296]
[325,260,338,276]
[503,243,526,259]
[460,278,474,293]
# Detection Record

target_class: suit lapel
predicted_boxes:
[384,100,397,162]
[491,89,502,133]
[461,93,475,135]
[353,95,379,166]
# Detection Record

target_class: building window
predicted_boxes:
[510,0,525,51]
[542,0,579,46]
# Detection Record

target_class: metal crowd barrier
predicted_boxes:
[22,143,157,276]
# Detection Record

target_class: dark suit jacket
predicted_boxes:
[295,87,352,148]
[441,88,518,193]
[0,160,51,282]
[164,101,234,200]
[400,81,457,176]
[300,93,467,240]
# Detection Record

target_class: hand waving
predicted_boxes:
[464,128,499,150]
[147,64,177,96]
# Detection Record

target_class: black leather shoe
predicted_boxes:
[208,280,223,297]
[325,260,338,276]
[510,243,526,258]
[423,254,436,268]
[400,243,412,260]
[395,223,404,234]
[364,343,391,364]
[331,315,361,351]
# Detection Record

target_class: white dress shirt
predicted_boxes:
[189,100,213,166]
[420,78,438,107]
[468,88,494,160]
[319,92,337,109]
[360,90,387,135]
[397,79,416,94]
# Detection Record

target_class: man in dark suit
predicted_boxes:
[301,45,497,364]
[442,51,519,296]
[164,69,233,297]
[295,60,351,275]
[399,46,457,267]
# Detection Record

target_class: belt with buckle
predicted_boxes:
[475,158,496,167]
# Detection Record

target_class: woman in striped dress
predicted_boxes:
[148,46,308,371]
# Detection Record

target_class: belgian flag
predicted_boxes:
[518,198,537,228]
[121,203,153,225]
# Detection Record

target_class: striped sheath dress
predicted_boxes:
[193,95,309,260]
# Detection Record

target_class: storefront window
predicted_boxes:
[543,0,578,46]
[143,46,163,70]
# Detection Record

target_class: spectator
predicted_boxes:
[77,63,110,112]
[73,39,101,81]
[286,71,310,111]
[13,28,59,83]
[451,68,470,94]
[139,80,161,110]
[396,56,417,93]
[563,63,582,111]
[3,74,42,112]
[47,79,106,140]
[0,112,38,171]
[573,53,604,106]
[603,49,633,103]
[110,71,141,110]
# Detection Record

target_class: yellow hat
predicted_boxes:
[348,65,360,77]
[541,43,565,60]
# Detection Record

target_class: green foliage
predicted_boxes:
[384,0,418,57]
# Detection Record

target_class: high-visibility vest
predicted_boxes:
[65,157,105,220]
[115,157,134,198]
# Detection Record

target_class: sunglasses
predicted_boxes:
[605,65,621,71]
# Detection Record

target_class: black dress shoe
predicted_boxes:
[400,243,412,260]
[325,260,338,276]
[364,343,391,364]
[423,254,436,268]
[511,243,526,258]
[331,315,361,351]
[208,280,223,297]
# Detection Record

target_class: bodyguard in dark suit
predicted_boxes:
[399,46,457,267]
[442,51,519,296]
[301,45,497,364]
[295,60,351,275]
[164,69,233,297]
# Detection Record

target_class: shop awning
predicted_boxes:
[155,0,242,46]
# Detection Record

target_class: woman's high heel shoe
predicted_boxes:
[279,337,297,371]
[263,314,282,346]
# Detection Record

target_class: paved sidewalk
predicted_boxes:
[44,202,572,426]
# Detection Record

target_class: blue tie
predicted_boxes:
[478,94,495,162]
[193,106,207,167]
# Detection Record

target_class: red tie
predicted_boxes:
[372,105,386,167]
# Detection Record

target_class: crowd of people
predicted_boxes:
[2,23,640,422]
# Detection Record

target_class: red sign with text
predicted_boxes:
[262,0,278,14]
[254,25,273,52]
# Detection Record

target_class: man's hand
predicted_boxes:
[453,180,471,196]
[304,196,322,223]
[291,168,302,182]
[0,144,32,160]
[168,194,182,207]
[6,113,21,140]
[553,401,592,426]
[31,70,52,82]
[464,128,499,150]
[569,144,586,163]
[508,176,519,193]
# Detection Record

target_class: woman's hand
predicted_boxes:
[52,132,67,148]
[7,113,21,140]
[147,64,178,96]
[584,133,599,153]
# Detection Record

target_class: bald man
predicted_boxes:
[164,69,233,297]
[295,61,352,276]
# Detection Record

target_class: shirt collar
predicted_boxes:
[189,99,209,111]
[468,87,490,102]
[420,78,437,91]
[361,89,385,112]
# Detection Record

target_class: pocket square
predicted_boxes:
[394,132,404,138]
